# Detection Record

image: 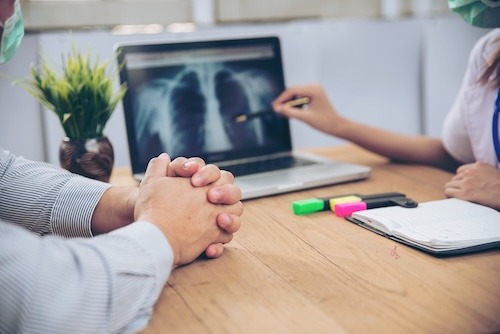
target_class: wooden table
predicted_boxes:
[111,145,500,333]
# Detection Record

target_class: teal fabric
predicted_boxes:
[0,0,24,64]
[448,0,500,28]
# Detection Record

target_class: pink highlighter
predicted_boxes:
[334,201,368,217]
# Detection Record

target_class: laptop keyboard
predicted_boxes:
[220,156,317,177]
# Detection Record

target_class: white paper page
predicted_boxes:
[352,198,500,247]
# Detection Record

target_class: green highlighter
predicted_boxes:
[292,198,325,215]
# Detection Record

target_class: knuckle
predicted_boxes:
[236,201,244,214]
[221,170,235,182]
[191,157,205,165]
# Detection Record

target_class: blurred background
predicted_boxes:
[0,0,491,167]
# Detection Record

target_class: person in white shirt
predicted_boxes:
[0,0,243,333]
[273,3,500,210]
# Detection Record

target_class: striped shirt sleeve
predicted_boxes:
[0,148,110,237]
[0,220,173,334]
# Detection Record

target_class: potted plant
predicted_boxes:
[16,47,127,182]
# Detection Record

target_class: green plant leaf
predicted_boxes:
[14,43,127,140]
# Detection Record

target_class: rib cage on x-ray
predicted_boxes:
[133,63,279,159]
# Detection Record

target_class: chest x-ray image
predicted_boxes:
[126,44,286,166]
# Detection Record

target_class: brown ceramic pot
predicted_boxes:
[59,136,114,182]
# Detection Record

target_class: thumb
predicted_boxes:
[141,153,171,185]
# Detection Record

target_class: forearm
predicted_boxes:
[91,185,138,235]
[0,221,172,333]
[334,118,460,170]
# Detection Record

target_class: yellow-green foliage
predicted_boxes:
[16,48,127,140]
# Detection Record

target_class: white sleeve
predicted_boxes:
[442,29,500,165]
[0,221,173,334]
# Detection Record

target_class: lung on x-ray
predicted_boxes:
[125,44,286,166]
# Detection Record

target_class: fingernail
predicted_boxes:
[158,153,168,158]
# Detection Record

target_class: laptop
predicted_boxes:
[115,36,371,200]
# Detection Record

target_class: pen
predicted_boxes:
[233,96,311,123]
[283,96,310,108]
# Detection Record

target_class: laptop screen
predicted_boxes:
[115,36,291,174]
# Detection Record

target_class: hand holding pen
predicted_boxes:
[233,96,311,123]
[272,84,346,136]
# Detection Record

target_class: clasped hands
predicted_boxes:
[135,153,243,267]
[445,161,500,210]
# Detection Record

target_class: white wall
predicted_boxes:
[283,18,423,148]
[0,35,44,161]
[0,16,490,168]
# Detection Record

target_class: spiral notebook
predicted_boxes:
[347,198,500,256]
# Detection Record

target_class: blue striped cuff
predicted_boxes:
[51,177,111,238]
